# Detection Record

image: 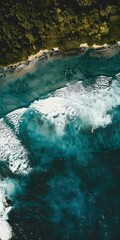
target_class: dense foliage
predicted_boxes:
[0,0,120,65]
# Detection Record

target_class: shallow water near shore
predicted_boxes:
[0,51,120,240]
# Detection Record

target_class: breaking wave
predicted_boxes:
[0,51,120,240]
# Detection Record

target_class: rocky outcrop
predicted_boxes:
[0,0,120,65]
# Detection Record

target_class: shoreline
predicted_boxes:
[0,47,63,78]
[0,43,120,78]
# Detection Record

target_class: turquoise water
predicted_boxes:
[0,51,120,240]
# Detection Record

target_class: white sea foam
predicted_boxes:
[0,186,12,240]
[30,75,120,133]
[0,171,26,240]
[0,114,30,174]
[0,107,31,240]
[0,220,12,240]
[1,75,120,174]
[7,108,26,133]
[0,73,120,239]
[0,73,119,240]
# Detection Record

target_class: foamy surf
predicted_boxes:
[31,74,120,132]
[0,52,120,240]
[0,183,14,240]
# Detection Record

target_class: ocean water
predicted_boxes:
[0,51,120,240]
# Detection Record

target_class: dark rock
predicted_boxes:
[6,198,12,205]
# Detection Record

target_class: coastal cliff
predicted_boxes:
[0,0,120,65]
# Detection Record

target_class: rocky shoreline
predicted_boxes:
[0,48,63,77]
[0,43,120,79]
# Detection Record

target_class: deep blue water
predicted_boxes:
[0,50,120,240]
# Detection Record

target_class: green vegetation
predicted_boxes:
[0,0,120,65]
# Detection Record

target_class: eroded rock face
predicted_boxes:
[0,0,120,65]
